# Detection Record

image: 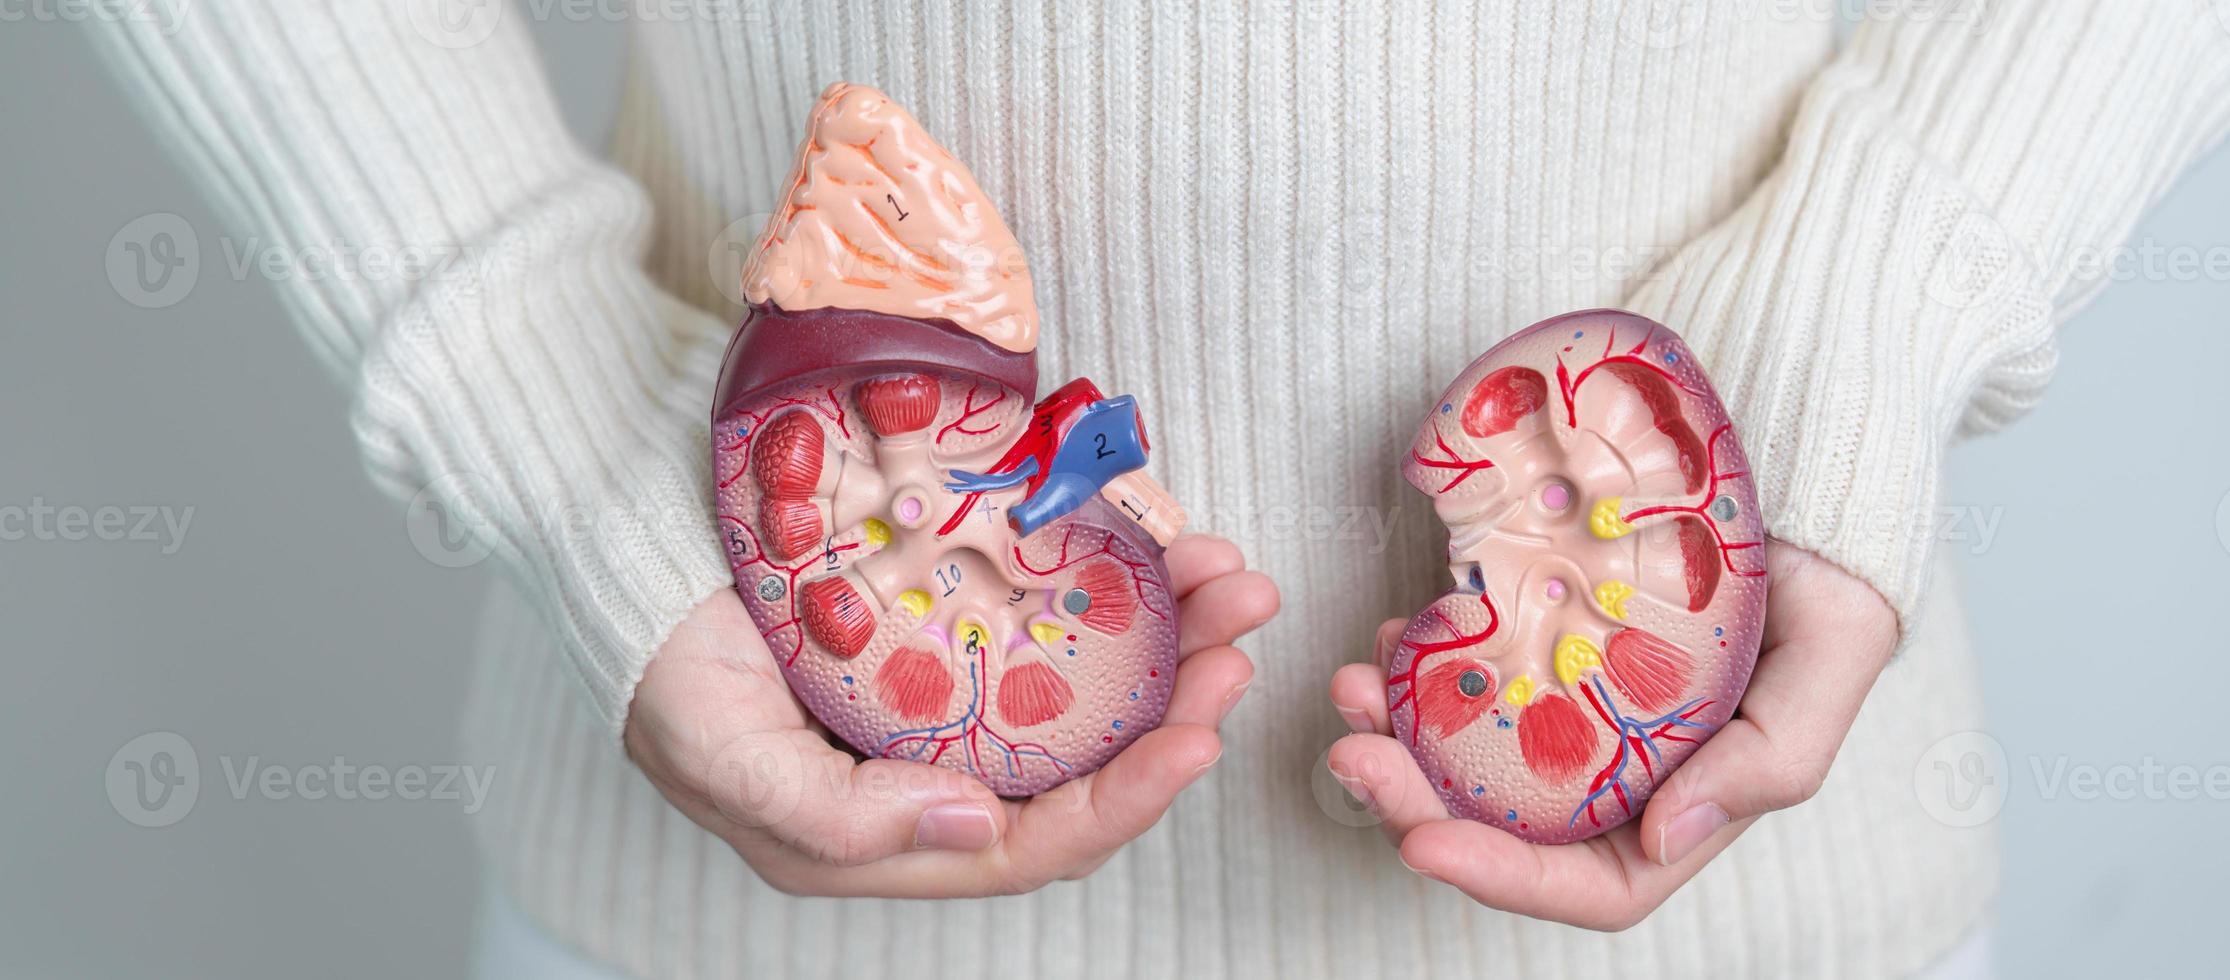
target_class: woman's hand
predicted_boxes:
[625,534,1276,898]
[1326,541,1895,930]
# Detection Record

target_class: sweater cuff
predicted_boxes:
[86,4,739,734]
[350,170,738,734]
[1621,143,2033,630]
[1624,2,2230,634]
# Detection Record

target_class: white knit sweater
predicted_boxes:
[91,2,2230,977]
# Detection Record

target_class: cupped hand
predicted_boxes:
[625,533,1277,898]
[1325,541,1894,930]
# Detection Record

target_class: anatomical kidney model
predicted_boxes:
[712,84,1186,797]
[1389,310,1767,843]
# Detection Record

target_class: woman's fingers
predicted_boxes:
[1632,643,1883,864]
[1329,618,1404,735]
[630,600,1013,870]
[1635,544,1897,866]
[987,723,1223,888]
[1175,570,1280,656]
[638,593,812,731]
[747,724,1223,898]
[694,728,1013,866]
[1373,617,1407,669]
[1163,644,1255,728]
[1397,816,1755,931]
[1324,618,1434,838]
[1330,663,1392,735]
[634,545,1263,900]
[734,641,1224,870]
[1165,533,1247,597]
[1326,733,1449,842]
[1164,533,1278,663]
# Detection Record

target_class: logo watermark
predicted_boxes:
[1914,730,2230,827]
[405,0,502,48]
[1314,742,1401,829]
[2215,487,2230,557]
[1,0,192,34]
[107,732,200,828]
[1915,197,2230,312]
[1912,730,2009,827]
[106,213,199,309]
[106,732,496,826]
[1191,503,1409,556]
[0,498,195,554]
[1620,0,1712,49]
[404,472,508,569]
[403,471,721,571]
[709,212,776,308]
[1766,501,2008,557]
[105,213,491,310]
[408,0,780,48]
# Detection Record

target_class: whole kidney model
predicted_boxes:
[712,84,1185,797]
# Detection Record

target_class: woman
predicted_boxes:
[89,2,2228,977]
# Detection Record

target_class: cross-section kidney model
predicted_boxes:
[1390,310,1768,842]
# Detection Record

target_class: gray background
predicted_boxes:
[5,11,2228,980]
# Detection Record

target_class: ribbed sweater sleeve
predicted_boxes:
[1625,1,2230,629]
[85,3,734,733]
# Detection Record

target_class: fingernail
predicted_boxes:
[1337,706,1375,734]
[1329,766,1376,811]
[1217,682,1251,724]
[1189,748,1225,778]
[1657,802,1730,866]
[914,804,999,851]
[1398,855,1445,883]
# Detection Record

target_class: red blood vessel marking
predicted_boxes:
[935,378,1110,537]
[935,383,1008,445]
[1617,422,1767,583]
